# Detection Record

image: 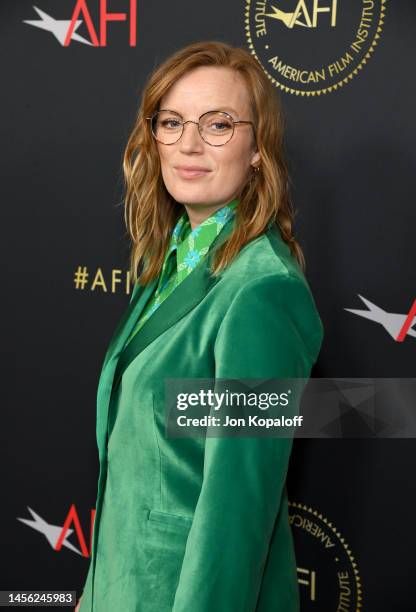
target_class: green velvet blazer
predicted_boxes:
[79,221,324,612]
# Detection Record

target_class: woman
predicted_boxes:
[76,40,324,612]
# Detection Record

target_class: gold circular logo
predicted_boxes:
[289,501,363,609]
[245,0,387,96]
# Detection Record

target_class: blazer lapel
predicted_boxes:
[112,219,235,394]
[95,278,158,461]
[102,279,158,369]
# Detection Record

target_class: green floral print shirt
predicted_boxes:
[124,198,239,346]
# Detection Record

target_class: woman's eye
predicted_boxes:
[161,119,181,129]
[210,122,231,131]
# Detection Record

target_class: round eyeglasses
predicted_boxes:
[146,109,255,147]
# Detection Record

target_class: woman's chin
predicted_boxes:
[169,189,214,205]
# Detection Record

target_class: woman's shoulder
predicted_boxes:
[215,226,324,364]
[220,224,306,286]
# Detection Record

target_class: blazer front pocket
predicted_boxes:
[143,509,193,611]
[147,509,193,534]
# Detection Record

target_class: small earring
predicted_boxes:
[253,165,260,173]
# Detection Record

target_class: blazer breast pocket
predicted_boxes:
[142,509,193,611]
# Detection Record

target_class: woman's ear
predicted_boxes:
[250,150,261,168]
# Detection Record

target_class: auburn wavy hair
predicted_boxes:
[122,40,305,285]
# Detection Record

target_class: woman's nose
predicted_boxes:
[179,121,204,151]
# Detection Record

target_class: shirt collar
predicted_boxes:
[173,197,238,243]
[154,198,239,297]
[169,197,239,273]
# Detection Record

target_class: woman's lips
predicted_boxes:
[175,167,211,179]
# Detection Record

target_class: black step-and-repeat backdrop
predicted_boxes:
[2,1,415,610]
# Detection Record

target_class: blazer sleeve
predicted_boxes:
[171,273,324,612]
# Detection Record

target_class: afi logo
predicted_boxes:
[18,505,95,556]
[23,1,137,47]
[345,296,416,342]
[265,0,338,29]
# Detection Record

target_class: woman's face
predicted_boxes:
[156,66,260,215]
